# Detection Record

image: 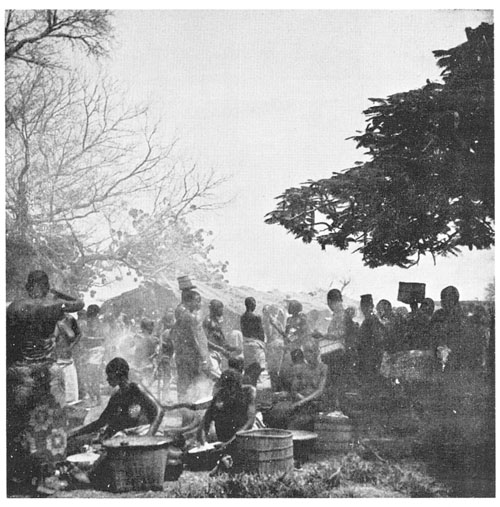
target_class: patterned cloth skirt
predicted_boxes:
[7,361,68,482]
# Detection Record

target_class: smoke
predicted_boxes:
[185,374,214,403]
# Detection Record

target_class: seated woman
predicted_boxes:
[198,369,256,456]
[290,342,327,422]
[265,342,327,431]
[68,357,163,450]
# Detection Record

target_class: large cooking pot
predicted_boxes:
[288,430,317,464]
[184,442,223,471]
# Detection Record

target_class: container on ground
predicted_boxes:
[234,428,294,475]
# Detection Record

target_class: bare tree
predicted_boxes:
[5,9,229,297]
[6,67,228,295]
[338,277,351,294]
[5,10,113,65]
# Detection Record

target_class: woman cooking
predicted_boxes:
[68,357,163,445]
[66,357,166,488]
[197,369,256,458]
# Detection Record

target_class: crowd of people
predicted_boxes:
[6,271,494,493]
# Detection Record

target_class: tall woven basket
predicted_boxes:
[103,436,172,492]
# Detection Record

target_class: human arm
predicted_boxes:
[256,316,265,342]
[50,288,84,313]
[292,364,327,409]
[197,404,215,445]
[207,340,231,358]
[135,382,165,436]
[269,315,286,338]
[220,387,257,449]
[68,398,114,438]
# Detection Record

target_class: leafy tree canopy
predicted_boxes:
[266,23,494,268]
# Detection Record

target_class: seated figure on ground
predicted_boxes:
[68,357,163,448]
[198,369,257,457]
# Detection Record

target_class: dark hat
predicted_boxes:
[178,275,196,290]
[360,294,373,305]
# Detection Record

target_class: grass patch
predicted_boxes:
[167,453,449,498]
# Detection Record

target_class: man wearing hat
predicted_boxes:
[312,288,347,410]
[357,294,384,380]
[172,277,210,402]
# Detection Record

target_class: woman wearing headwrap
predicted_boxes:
[7,270,84,493]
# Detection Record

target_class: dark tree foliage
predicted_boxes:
[266,23,494,268]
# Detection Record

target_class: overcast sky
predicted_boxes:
[5,4,493,305]
[98,8,494,304]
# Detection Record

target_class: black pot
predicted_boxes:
[184,444,223,472]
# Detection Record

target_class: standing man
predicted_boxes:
[132,318,157,384]
[203,299,234,376]
[357,294,385,379]
[172,289,210,402]
[240,296,266,369]
[312,289,347,410]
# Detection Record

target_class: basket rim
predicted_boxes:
[103,435,173,449]
[236,428,292,439]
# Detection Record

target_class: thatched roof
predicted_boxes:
[98,277,361,334]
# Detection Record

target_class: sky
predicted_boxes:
[99,8,494,304]
[3,4,495,306]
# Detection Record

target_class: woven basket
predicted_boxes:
[314,414,354,454]
[103,436,172,492]
[235,428,294,475]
